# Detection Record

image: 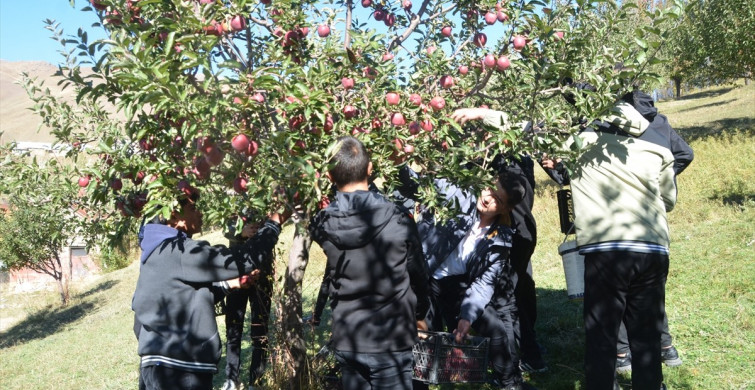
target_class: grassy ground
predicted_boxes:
[0,83,752,389]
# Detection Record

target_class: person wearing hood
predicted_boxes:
[132,189,287,390]
[397,157,533,390]
[452,88,678,389]
[308,136,431,390]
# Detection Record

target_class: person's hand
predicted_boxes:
[450,108,490,125]
[453,319,471,344]
[240,223,260,238]
[417,319,428,332]
[540,153,561,169]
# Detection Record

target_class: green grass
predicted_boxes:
[1,83,753,389]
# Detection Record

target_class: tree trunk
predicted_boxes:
[53,252,70,305]
[674,77,682,99]
[281,219,313,390]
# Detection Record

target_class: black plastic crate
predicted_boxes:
[412,331,489,384]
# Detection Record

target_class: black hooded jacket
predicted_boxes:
[309,190,430,353]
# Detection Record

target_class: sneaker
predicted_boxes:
[221,380,240,390]
[661,346,683,367]
[519,359,548,373]
[615,352,632,374]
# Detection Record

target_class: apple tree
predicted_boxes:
[20,0,682,385]
[0,148,83,305]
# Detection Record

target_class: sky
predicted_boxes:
[0,0,104,64]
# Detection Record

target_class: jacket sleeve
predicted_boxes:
[660,156,677,212]
[180,219,281,283]
[406,220,431,320]
[663,118,694,175]
[459,249,504,324]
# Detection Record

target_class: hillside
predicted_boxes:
[0,60,63,144]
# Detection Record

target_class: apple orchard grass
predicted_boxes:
[0,84,753,389]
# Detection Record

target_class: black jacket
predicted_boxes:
[132,220,281,373]
[309,190,430,353]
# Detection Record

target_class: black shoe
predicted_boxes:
[661,346,683,367]
[519,359,548,373]
[615,352,632,374]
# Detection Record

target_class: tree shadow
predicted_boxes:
[677,99,736,113]
[0,279,117,349]
[674,118,755,142]
[676,87,738,101]
[708,179,755,208]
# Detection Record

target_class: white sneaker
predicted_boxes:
[221,380,239,390]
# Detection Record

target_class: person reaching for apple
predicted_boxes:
[133,188,289,390]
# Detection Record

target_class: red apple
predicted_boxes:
[421,119,433,131]
[391,112,406,126]
[513,35,526,50]
[78,176,90,187]
[441,141,449,150]
[441,26,453,37]
[90,0,107,11]
[298,26,309,37]
[110,178,122,191]
[497,11,509,22]
[230,15,246,31]
[403,144,415,154]
[554,31,564,40]
[402,0,412,9]
[317,24,330,37]
[409,121,421,135]
[252,92,265,103]
[426,45,437,55]
[409,93,422,106]
[386,92,400,105]
[239,274,251,285]
[289,115,305,130]
[343,105,358,119]
[200,0,214,4]
[134,171,146,185]
[233,177,248,193]
[384,14,396,27]
[439,75,455,89]
[371,118,383,129]
[473,33,487,47]
[496,55,510,71]
[484,12,497,25]
[429,96,446,111]
[232,134,250,152]
[177,180,196,197]
[382,52,395,61]
[323,114,335,132]
[483,54,496,68]
[459,65,469,75]
[246,140,259,156]
[363,66,377,79]
[361,0,372,7]
[374,9,385,21]
[205,146,225,166]
[196,137,215,154]
[341,77,355,89]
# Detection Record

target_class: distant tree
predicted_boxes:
[694,0,755,83]
[0,151,82,305]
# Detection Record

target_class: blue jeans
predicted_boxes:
[334,349,414,390]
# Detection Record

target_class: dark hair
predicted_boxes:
[329,136,370,187]
[497,171,525,207]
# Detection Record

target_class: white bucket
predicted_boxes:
[558,240,585,301]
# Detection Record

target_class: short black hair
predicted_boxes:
[497,171,525,207]
[329,136,370,187]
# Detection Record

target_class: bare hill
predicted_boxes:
[0,60,69,144]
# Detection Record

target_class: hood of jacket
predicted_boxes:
[317,190,397,249]
[604,100,650,137]
[138,224,185,263]
[623,90,658,121]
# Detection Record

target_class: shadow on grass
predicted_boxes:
[677,99,737,113]
[708,178,755,208]
[676,86,738,101]
[675,118,755,142]
[0,279,116,349]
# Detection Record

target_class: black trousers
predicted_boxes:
[584,251,668,390]
[140,365,213,390]
[510,234,543,365]
[428,276,522,387]
[224,275,273,385]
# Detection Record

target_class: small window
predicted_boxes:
[71,247,88,257]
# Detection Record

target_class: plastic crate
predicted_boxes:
[412,330,490,384]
